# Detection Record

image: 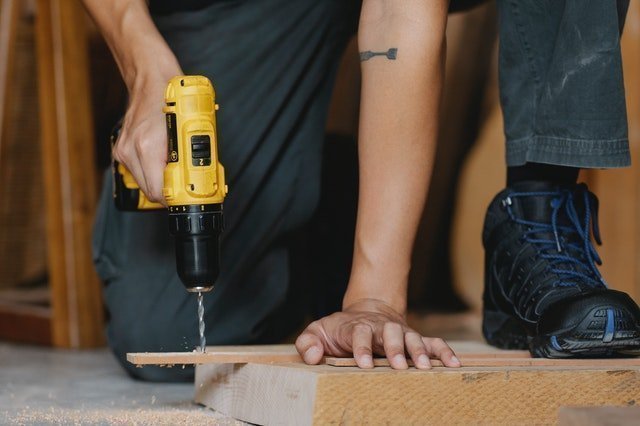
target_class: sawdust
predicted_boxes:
[5,407,243,425]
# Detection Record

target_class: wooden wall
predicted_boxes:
[0,1,47,290]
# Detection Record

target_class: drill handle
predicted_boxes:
[111,123,164,211]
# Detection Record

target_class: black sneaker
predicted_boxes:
[482,181,640,357]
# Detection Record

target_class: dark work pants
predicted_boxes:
[497,0,631,167]
[92,0,630,381]
[93,0,359,381]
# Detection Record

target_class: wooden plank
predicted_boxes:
[127,342,528,365]
[197,363,319,426]
[128,343,639,368]
[128,344,303,365]
[195,361,640,426]
[0,0,19,154]
[0,0,48,291]
[450,68,503,312]
[558,406,640,426]
[35,0,104,348]
[583,0,640,301]
[410,3,497,309]
[0,300,52,345]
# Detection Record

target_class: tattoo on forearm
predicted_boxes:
[359,48,398,62]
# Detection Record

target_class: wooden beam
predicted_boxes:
[558,406,640,426]
[195,361,640,425]
[35,0,104,348]
[583,0,640,302]
[0,0,19,157]
[0,300,52,345]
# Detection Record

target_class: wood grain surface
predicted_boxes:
[195,360,640,425]
[558,406,640,426]
[325,356,640,368]
[35,0,104,348]
[128,344,302,365]
[125,343,640,424]
[129,343,640,369]
[128,342,524,365]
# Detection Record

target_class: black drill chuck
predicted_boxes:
[168,204,224,292]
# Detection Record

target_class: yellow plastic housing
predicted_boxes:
[120,75,227,210]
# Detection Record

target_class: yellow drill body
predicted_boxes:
[118,75,227,210]
[113,75,227,294]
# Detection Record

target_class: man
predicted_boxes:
[87,0,639,381]
[88,0,459,381]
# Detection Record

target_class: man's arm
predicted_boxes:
[81,0,181,204]
[295,0,459,369]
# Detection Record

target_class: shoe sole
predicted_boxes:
[484,306,640,358]
[531,305,640,358]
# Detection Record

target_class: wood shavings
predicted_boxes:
[6,407,243,425]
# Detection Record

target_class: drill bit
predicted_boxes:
[197,292,206,352]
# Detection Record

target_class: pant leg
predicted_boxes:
[497,0,631,168]
[93,0,359,382]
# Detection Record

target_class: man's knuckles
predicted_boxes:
[295,332,320,351]
[353,345,373,356]
[382,321,404,334]
[112,140,132,164]
[352,323,373,335]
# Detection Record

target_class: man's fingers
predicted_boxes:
[136,133,168,205]
[351,324,374,369]
[382,322,408,369]
[140,160,166,205]
[423,337,460,367]
[113,137,150,201]
[404,332,431,369]
[295,330,325,365]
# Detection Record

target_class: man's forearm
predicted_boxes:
[81,0,180,91]
[81,0,182,203]
[344,0,448,313]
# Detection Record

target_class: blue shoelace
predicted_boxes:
[503,186,607,290]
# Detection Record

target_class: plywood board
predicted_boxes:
[129,342,640,368]
[128,344,302,365]
[128,342,527,366]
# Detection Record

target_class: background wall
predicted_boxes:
[0,1,639,346]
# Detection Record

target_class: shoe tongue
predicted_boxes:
[508,181,573,224]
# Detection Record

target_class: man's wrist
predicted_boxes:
[342,297,407,319]
[123,50,181,93]
[106,0,181,91]
[342,272,408,315]
[343,252,409,314]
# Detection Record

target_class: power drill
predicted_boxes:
[111,75,227,351]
